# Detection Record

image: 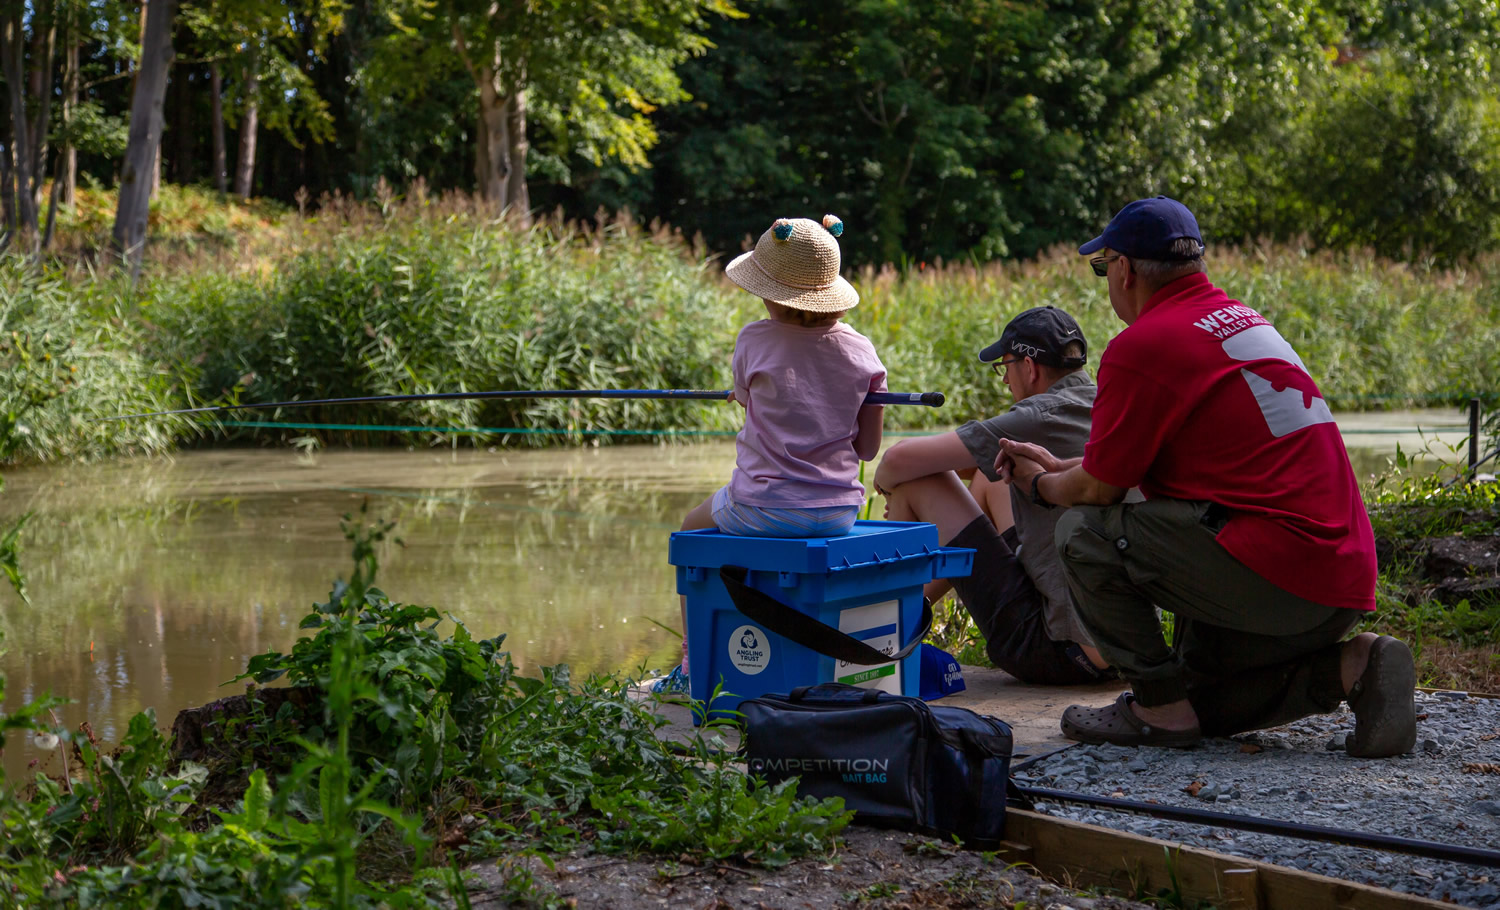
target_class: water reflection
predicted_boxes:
[0,412,1466,778]
[0,445,737,778]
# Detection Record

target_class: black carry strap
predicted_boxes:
[720,565,932,666]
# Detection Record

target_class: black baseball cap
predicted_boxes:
[978,306,1087,369]
[1078,195,1205,260]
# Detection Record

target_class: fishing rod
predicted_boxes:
[102,388,946,422]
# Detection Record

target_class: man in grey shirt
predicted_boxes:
[873,306,1112,684]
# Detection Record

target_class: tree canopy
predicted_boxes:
[0,0,1496,266]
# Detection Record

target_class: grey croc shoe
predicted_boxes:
[1346,635,1417,758]
[1060,692,1202,749]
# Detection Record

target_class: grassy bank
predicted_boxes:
[3,191,1500,461]
[0,506,852,906]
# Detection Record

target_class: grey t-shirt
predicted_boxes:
[954,371,1096,647]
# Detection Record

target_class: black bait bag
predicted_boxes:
[740,682,1013,847]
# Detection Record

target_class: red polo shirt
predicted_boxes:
[1082,273,1376,611]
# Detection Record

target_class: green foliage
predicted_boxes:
[11,197,1500,457]
[141,208,740,445]
[1206,60,1500,264]
[844,880,902,901]
[371,0,741,203]
[181,0,345,146]
[590,693,851,866]
[581,0,1367,267]
[1352,441,1500,689]
[1365,442,1500,537]
[0,257,181,462]
[52,99,129,160]
[858,244,1500,430]
[21,0,1500,272]
[923,595,989,668]
[0,502,853,905]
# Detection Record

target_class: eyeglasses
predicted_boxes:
[1090,254,1123,277]
[990,357,1022,378]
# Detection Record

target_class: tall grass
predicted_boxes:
[0,263,180,462]
[143,208,742,446]
[3,192,1499,461]
[857,246,1500,429]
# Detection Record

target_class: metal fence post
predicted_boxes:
[1470,397,1481,476]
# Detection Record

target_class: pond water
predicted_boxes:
[0,409,1474,777]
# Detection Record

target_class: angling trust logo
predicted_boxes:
[728,624,769,675]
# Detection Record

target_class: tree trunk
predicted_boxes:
[452,25,528,214]
[40,146,61,251]
[60,38,76,206]
[1,4,39,242]
[474,65,506,207]
[210,61,225,193]
[111,0,177,276]
[170,63,193,183]
[27,2,53,213]
[503,83,529,224]
[873,146,915,267]
[0,126,13,246]
[233,47,258,200]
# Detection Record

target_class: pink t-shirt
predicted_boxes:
[728,319,887,508]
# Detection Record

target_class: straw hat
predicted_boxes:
[725,215,858,312]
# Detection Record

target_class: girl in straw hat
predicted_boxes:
[654,214,887,694]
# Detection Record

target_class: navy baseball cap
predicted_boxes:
[978,306,1087,369]
[1078,195,1205,260]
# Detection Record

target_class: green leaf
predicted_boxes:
[243,769,273,830]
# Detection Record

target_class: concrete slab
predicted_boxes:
[936,667,1128,755]
[634,665,1130,758]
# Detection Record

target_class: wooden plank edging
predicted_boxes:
[998,807,1453,910]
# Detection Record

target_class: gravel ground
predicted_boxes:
[1017,690,1500,908]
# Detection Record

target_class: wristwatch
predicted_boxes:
[1029,471,1057,510]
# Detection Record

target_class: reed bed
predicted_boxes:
[2,195,1498,462]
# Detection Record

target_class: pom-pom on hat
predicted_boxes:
[725,214,858,313]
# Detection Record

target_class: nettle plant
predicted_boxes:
[233,503,852,871]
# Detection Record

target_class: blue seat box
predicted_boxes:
[668,520,975,719]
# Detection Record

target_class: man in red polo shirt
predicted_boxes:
[997,196,1416,758]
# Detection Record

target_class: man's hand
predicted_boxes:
[994,438,1064,485]
[995,439,1127,508]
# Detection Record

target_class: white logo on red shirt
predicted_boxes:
[1221,324,1335,438]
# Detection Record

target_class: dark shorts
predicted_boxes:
[949,515,1111,686]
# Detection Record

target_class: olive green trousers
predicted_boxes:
[1054,498,1360,737]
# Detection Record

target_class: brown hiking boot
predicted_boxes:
[1346,635,1417,758]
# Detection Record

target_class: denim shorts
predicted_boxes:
[710,486,859,538]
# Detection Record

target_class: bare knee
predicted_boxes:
[682,495,716,531]
[884,473,982,544]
